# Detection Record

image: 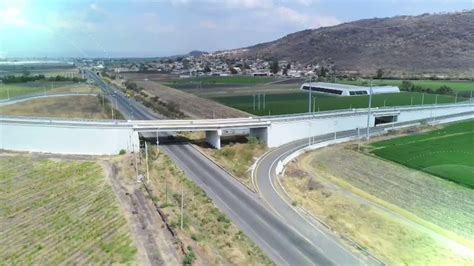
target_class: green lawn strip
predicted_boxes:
[371,120,474,188]
[210,92,461,115]
[338,79,474,92]
[165,76,275,89]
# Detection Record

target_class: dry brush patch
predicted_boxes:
[201,137,267,190]
[143,147,272,265]
[281,145,474,265]
[0,155,137,264]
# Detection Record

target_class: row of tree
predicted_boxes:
[399,80,472,97]
[1,74,84,84]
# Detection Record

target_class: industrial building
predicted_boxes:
[300,82,400,96]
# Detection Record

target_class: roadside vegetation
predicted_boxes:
[282,143,474,265]
[1,74,85,84]
[371,120,474,188]
[0,155,137,264]
[0,95,122,120]
[142,147,272,265]
[200,136,267,190]
[104,77,186,118]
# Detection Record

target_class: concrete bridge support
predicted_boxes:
[249,127,268,145]
[206,129,222,149]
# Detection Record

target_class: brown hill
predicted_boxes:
[224,11,474,78]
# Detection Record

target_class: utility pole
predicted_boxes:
[383,99,386,107]
[308,76,312,113]
[455,92,458,103]
[313,96,316,113]
[258,93,261,110]
[470,90,473,101]
[421,93,425,106]
[366,80,373,140]
[145,142,150,184]
[6,87,10,99]
[134,143,139,178]
[435,94,438,105]
[180,186,184,230]
[111,98,115,120]
[253,93,255,110]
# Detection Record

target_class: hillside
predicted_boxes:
[222,11,474,78]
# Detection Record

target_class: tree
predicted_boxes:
[400,80,414,91]
[269,60,279,74]
[203,66,211,73]
[376,68,384,79]
[286,63,291,70]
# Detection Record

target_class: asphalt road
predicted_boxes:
[88,71,351,265]
[88,71,474,265]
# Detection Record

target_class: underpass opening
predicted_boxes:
[375,115,398,126]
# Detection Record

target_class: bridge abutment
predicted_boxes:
[206,129,222,149]
[249,127,268,145]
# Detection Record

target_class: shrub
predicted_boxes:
[119,149,126,155]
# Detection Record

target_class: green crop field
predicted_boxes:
[165,76,275,89]
[210,91,463,116]
[371,120,474,188]
[338,79,474,92]
[0,156,137,264]
[0,82,99,99]
[0,84,49,99]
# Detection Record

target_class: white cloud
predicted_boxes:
[0,7,28,27]
[274,6,340,28]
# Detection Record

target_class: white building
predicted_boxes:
[299,82,400,96]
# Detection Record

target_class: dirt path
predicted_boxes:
[102,160,181,266]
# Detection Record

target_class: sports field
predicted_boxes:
[165,76,275,89]
[211,91,463,115]
[339,79,474,92]
[0,155,137,264]
[372,120,474,188]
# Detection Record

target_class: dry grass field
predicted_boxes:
[281,145,474,265]
[0,154,137,264]
[0,95,121,120]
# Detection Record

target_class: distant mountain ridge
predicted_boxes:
[217,10,474,78]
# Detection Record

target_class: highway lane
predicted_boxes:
[162,143,335,265]
[85,70,160,120]
[254,129,386,265]
[87,71,353,265]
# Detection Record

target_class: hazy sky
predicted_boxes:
[0,0,472,58]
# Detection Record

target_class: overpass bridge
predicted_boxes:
[1,101,474,154]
